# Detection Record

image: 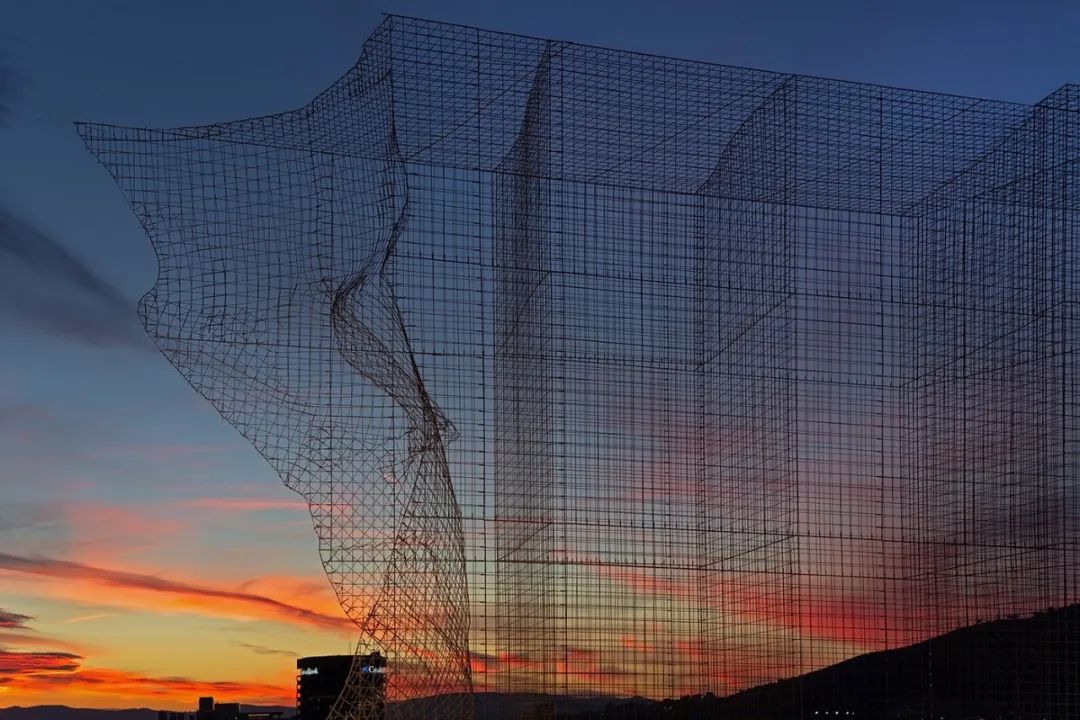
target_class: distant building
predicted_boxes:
[159,697,285,720]
[296,653,386,720]
[210,703,241,720]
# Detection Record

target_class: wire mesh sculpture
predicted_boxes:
[79,15,1080,719]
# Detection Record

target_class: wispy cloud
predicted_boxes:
[2,659,294,706]
[0,210,149,349]
[0,602,294,706]
[236,642,298,657]
[59,612,115,625]
[0,552,352,633]
[0,609,32,630]
[0,631,91,656]
[0,53,143,349]
[0,649,81,675]
[0,608,90,654]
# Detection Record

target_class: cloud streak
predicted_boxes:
[0,649,82,675]
[0,600,295,707]
[0,54,145,349]
[2,658,294,706]
[0,210,148,349]
[0,609,32,629]
[59,612,115,625]
[28,666,294,704]
[236,642,298,657]
[0,551,352,633]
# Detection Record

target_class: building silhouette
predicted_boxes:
[157,697,284,720]
[82,15,1080,719]
[297,654,385,720]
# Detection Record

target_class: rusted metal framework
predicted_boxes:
[80,16,1080,719]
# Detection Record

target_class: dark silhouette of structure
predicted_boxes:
[298,655,385,720]
[80,15,1080,720]
[565,604,1080,719]
[157,697,284,720]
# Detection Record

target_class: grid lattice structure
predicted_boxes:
[79,16,1080,719]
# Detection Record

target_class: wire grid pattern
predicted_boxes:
[79,15,1080,719]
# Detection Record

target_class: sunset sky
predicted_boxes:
[3,0,1080,711]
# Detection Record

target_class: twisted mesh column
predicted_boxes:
[78,23,472,720]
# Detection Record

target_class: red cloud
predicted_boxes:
[22,666,292,699]
[0,631,91,655]
[620,634,656,654]
[0,649,81,674]
[0,610,32,629]
[0,603,294,709]
[2,659,294,707]
[0,551,352,632]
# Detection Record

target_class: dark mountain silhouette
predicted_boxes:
[0,708,156,720]
[389,692,648,719]
[0,707,293,720]
[566,604,1080,719]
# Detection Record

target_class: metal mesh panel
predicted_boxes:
[79,15,1080,719]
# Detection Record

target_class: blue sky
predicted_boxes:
[2,0,1080,709]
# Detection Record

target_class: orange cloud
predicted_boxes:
[0,552,352,633]
[462,651,542,693]
[555,646,598,676]
[620,634,656,654]
[497,652,534,670]
[0,631,92,656]
[0,608,292,709]
[592,563,698,602]
[2,660,294,708]
[468,653,494,675]
[588,554,892,652]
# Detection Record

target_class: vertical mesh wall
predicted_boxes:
[493,45,558,711]
[79,15,1080,719]
[696,78,800,692]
